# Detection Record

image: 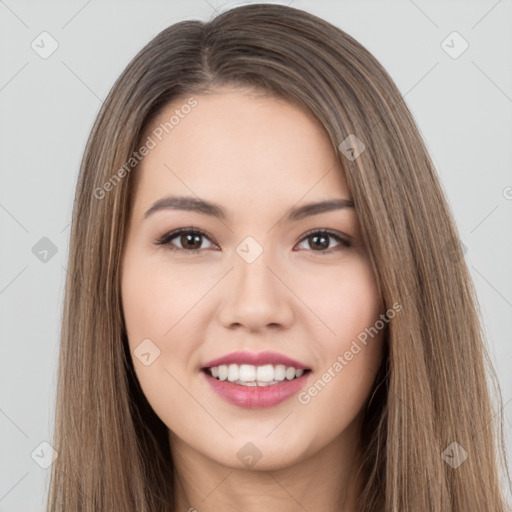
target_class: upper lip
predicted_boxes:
[201,350,310,370]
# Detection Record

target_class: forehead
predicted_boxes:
[133,89,350,210]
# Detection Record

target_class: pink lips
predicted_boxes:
[201,350,311,408]
[201,350,309,370]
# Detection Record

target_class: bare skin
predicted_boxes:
[120,87,385,512]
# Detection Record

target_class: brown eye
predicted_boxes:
[179,232,203,250]
[295,230,352,254]
[155,228,216,254]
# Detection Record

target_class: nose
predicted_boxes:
[217,247,295,332]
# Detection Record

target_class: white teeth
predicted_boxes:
[285,367,296,380]
[239,364,256,382]
[206,363,307,384]
[228,364,238,382]
[256,364,274,382]
[218,365,228,381]
[274,364,286,381]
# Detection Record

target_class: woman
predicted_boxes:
[47,3,510,511]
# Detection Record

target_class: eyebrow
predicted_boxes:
[143,195,354,222]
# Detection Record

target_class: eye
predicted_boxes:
[295,229,352,254]
[154,228,218,254]
[154,228,352,255]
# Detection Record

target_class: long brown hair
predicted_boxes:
[47,4,510,511]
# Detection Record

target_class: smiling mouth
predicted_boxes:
[203,363,312,386]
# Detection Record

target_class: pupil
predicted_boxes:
[182,233,201,249]
[311,234,328,250]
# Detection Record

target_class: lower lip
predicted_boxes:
[202,371,310,408]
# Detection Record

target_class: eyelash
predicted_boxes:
[154,228,352,256]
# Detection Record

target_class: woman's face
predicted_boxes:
[121,88,386,471]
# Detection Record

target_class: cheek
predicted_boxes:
[121,248,220,387]
[295,255,385,418]
[121,250,200,341]
[120,254,197,418]
[302,253,383,348]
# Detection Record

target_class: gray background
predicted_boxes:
[1,1,511,510]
